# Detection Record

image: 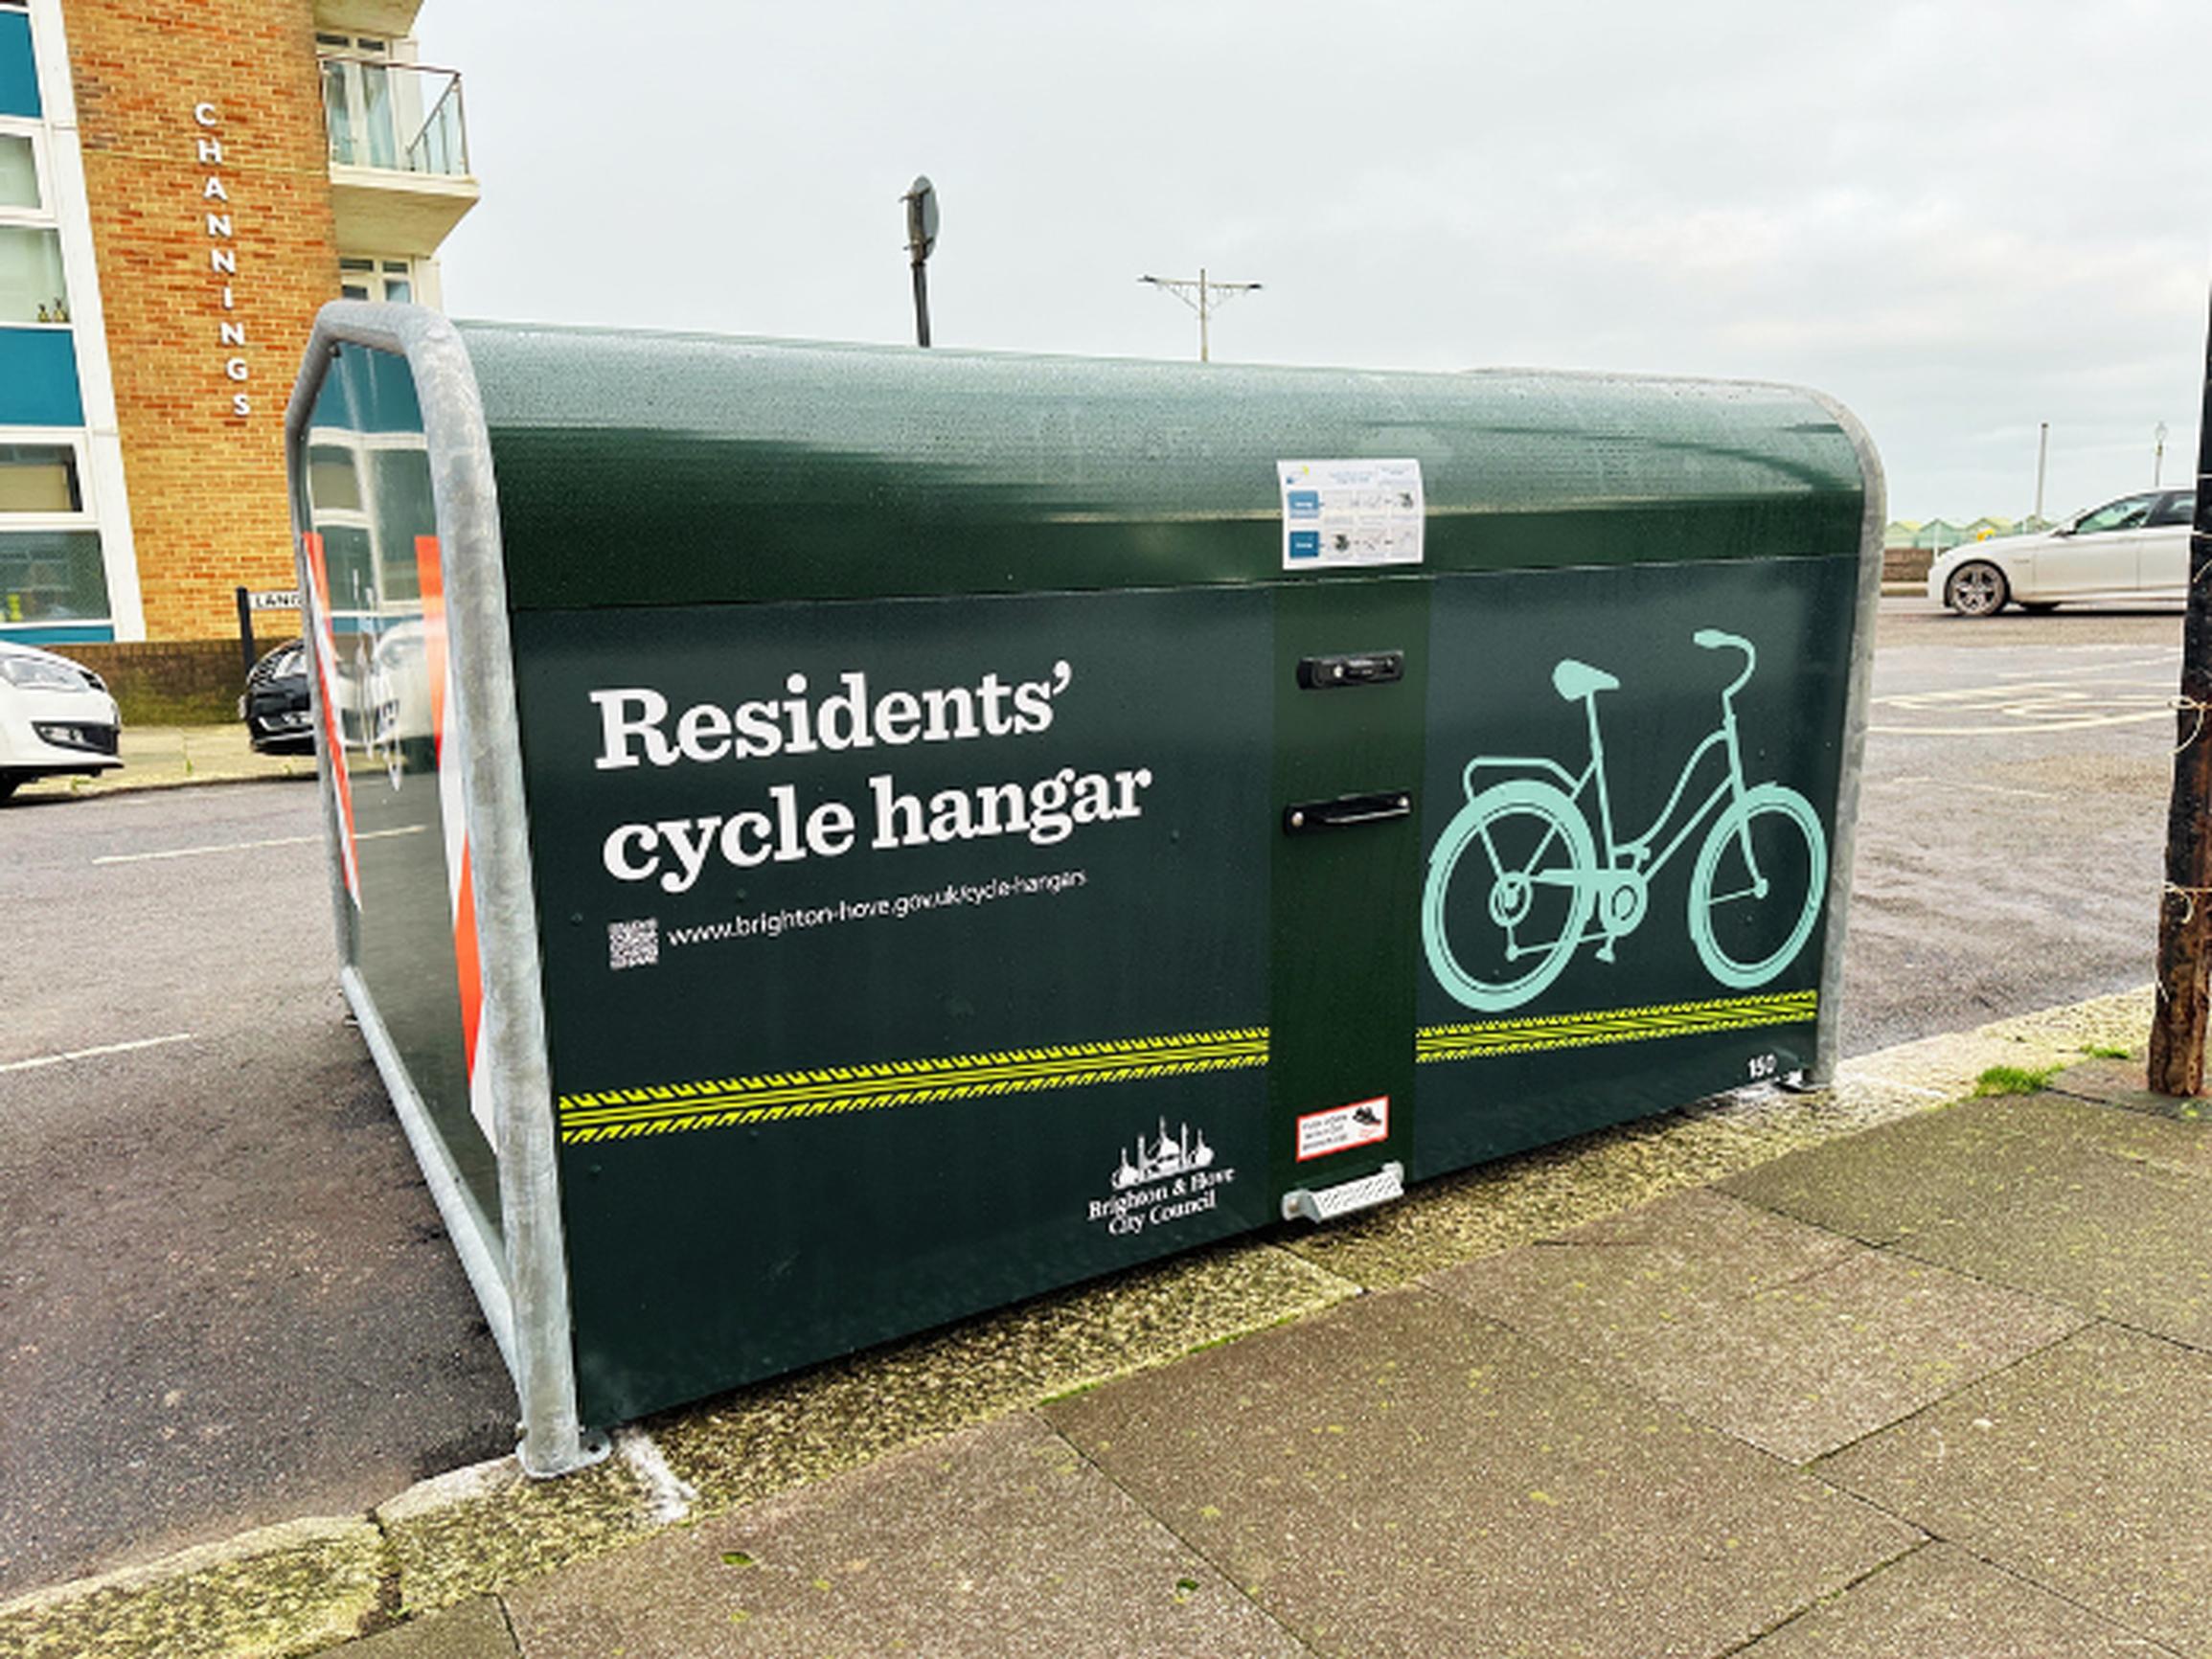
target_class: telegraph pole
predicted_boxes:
[2150,288,2212,1094]
[1139,267,1262,362]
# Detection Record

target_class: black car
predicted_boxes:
[239,637,313,754]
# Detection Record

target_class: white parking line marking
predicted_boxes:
[1870,774,2061,801]
[1994,656,2176,681]
[1869,711,2173,736]
[92,833,320,864]
[1952,782,2063,800]
[92,824,422,865]
[1869,676,2177,735]
[0,1033,197,1074]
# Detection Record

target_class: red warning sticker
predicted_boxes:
[1295,1095,1390,1162]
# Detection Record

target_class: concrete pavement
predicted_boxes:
[2,979,2194,1657]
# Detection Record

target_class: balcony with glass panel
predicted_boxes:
[321,55,479,256]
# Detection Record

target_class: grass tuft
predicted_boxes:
[1973,1064,2060,1097]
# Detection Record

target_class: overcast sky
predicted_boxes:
[418,0,2209,524]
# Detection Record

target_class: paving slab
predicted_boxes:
[1430,1190,2088,1462]
[1818,1324,2212,1655]
[504,1413,1306,1659]
[650,1239,1353,1514]
[1042,1288,1918,1659]
[328,1598,519,1658]
[1723,1092,2212,1347]
[2053,1055,2210,1122]
[1736,1542,2184,1656]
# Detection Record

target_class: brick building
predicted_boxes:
[0,0,473,680]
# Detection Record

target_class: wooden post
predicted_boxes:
[2149,283,2212,1094]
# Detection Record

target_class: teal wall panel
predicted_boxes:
[0,329,81,424]
[0,12,38,119]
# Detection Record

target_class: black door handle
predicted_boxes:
[1297,650,1404,690]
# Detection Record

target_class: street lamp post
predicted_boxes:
[901,176,939,349]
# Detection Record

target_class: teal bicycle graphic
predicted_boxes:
[1422,629,1827,1013]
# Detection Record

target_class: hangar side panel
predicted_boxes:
[1412,553,1859,1174]
[299,340,499,1228]
[509,589,1275,1426]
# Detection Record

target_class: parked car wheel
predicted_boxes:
[1944,560,2010,618]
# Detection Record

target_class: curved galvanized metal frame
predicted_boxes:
[285,302,602,1477]
[1806,387,1886,1088]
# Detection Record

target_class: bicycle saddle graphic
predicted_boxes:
[1422,629,1828,1013]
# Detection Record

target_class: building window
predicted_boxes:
[340,255,417,304]
[0,441,80,512]
[319,35,399,170]
[307,444,363,512]
[0,222,66,323]
[0,130,37,210]
[0,530,108,625]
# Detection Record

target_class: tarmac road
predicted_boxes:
[1840,599,2181,1053]
[0,596,2189,1601]
[0,783,516,1600]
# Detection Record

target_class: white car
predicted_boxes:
[1928,489,2195,617]
[0,639,123,801]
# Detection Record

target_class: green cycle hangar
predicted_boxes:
[286,306,1881,1472]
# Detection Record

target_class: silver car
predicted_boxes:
[1928,489,2195,617]
[0,639,122,801]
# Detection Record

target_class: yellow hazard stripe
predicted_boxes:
[1417,989,1817,1064]
[560,990,1817,1145]
[558,1027,1272,1144]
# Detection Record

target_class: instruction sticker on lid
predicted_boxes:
[1278,459,1425,571]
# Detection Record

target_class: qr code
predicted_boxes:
[608,918,659,971]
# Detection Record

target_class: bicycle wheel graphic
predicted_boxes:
[1687,783,1827,989]
[1423,778,1597,1012]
